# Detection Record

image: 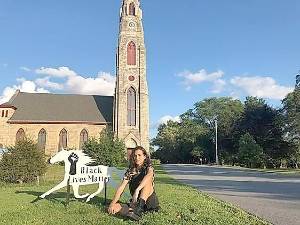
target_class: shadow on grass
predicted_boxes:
[15,190,109,208]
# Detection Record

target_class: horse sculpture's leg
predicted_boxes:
[72,184,90,199]
[40,179,68,199]
[86,182,104,202]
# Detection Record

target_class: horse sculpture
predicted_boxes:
[40,149,110,202]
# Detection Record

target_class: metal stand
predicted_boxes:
[104,178,107,205]
[66,177,71,206]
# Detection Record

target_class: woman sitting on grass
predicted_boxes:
[108,146,160,221]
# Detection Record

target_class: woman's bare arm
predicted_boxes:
[110,179,129,205]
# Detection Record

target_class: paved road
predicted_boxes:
[162,164,300,225]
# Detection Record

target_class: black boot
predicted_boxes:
[127,199,146,221]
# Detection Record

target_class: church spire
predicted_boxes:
[114,0,149,153]
[120,0,142,20]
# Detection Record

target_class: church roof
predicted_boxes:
[5,91,113,124]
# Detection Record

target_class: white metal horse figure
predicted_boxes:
[40,149,110,202]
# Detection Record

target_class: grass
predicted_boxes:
[0,165,271,225]
[222,165,300,175]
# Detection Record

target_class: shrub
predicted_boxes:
[0,138,47,183]
[83,128,126,167]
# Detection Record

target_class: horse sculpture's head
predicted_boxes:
[49,149,69,164]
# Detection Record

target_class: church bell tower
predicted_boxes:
[114,0,149,154]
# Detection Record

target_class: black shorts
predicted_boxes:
[118,192,160,216]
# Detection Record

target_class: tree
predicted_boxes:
[83,128,126,167]
[236,97,291,167]
[238,133,264,168]
[151,121,182,163]
[282,88,300,167]
[192,97,244,164]
[152,97,243,164]
[0,138,47,183]
[190,146,204,164]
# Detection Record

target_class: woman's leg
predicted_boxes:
[127,183,154,221]
[139,182,154,201]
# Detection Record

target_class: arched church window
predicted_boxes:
[129,2,136,16]
[1,110,4,117]
[59,129,68,150]
[127,87,136,126]
[16,128,25,143]
[38,129,46,152]
[79,129,88,149]
[5,110,8,117]
[127,41,136,65]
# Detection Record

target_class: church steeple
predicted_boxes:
[114,0,149,154]
[120,0,142,19]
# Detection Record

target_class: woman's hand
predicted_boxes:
[108,203,119,215]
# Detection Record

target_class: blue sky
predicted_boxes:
[0,0,299,137]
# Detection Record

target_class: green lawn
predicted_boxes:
[0,165,270,225]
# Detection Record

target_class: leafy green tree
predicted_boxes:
[83,128,126,167]
[238,133,264,168]
[282,88,300,167]
[0,138,47,183]
[191,97,244,163]
[236,97,291,167]
[152,118,209,163]
[152,121,182,163]
[152,97,243,164]
[190,146,204,164]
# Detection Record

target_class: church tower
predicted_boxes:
[114,0,149,155]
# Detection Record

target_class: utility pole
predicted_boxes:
[215,119,219,165]
[296,70,300,89]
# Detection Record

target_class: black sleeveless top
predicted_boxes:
[123,166,153,195]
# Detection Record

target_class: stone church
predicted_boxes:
[0,0,149,157]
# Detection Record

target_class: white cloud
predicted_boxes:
[0,67,116,104]
[152,115,181,129]
[34,66,115,96]
[0,78,49,104]
[229,91,240,100]
[35,66,77,77]
[65,71,115,96]
[35,77,64,90]
[2,63,8,67]
[178,69,226,93]
[20,66,31,72]
[230,76,293,100]
[159,115,181,124]
[211,79,226,94]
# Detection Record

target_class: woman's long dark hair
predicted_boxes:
[128,146,152,171]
